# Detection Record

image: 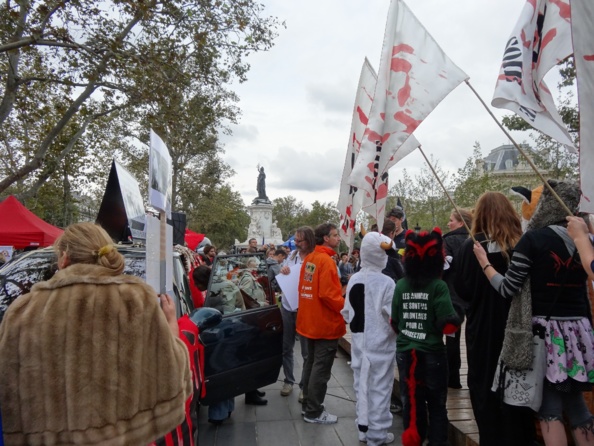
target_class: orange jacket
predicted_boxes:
[296,245,346,340]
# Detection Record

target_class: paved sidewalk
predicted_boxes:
[197,343,404,446]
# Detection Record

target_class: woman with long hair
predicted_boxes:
[454,192,535,446]
[0,222,192,445]
[474,181,594,446]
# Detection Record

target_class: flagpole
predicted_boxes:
[464,80,573,216]
[418,146,477,243]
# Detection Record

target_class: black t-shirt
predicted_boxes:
[394,230,406,251]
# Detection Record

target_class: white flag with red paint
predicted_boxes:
[571,0,594,211]
[348,0,468,228]
[359,135,419,229]
[492,0,575,152]
[337,58,377,250]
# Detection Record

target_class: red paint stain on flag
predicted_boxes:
[366,130,391,144]
[392,44,414,56]
[394,111,421,134]
[356,106,369,125]
[549,0,571,22]
[540,29,557,51]
[584,55,594,61]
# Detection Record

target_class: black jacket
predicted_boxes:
[442,226,469,313]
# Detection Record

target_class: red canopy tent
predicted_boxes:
[0,196,63,249]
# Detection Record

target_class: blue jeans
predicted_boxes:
[280,304,308,386]
[397,349,449,446]
[208,398,234,422]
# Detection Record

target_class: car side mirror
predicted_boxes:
[189,307,222,331]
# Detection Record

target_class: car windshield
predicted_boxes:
[208,253,274,309]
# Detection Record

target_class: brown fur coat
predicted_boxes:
[0,263,192,445]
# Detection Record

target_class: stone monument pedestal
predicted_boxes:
[236,202,284,248]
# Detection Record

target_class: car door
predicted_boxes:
[199,253,283,405]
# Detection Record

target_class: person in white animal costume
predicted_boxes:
[341,231,397,445]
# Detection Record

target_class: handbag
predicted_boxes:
[500,278,534,370]
[492,325,546,411]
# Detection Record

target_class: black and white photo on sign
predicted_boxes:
[114,161,146,239]
[149,130,172,214]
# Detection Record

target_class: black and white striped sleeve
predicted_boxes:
[489,251,532,299]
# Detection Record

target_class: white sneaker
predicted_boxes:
[302,403,323,416]
[303,410,338,424]
[298,390,304,403]
[280,383,293,396]
[360,432,394,444]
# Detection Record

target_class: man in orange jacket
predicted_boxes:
[297,223,346,425]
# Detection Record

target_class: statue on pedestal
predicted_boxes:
[253,166,271,205]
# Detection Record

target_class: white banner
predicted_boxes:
[360,135,419,227]
[348,0,467,229]
[349,0,468,227]
[337,58,377,250]
[492,0,575,152]
[572,0,594,211]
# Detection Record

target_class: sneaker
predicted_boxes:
[360,432,394,444]
[303,410,337,424]
[298,390,304,403]
[280,382,293,396]
[301,403,323,416]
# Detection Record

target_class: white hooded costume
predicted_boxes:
[341,232,397,445]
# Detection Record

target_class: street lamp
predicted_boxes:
[414,222,421,233]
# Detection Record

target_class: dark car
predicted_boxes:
[0,247,283,405]
[199,253,283,404]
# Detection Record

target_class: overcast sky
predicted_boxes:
[220,0,544,209]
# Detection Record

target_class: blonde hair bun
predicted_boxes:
[55,222,125,274]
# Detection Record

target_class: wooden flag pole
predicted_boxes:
[418,146,477,243]
[159,210,167,295]
[464,79,574,216]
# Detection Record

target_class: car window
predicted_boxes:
[0,251,57,322]
[208,253,274,311]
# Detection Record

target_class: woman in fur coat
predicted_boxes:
[0,222,192,446]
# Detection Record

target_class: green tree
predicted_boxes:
[0,0,284,202]
[303,201,340,229]
[273,196,308,238]
[410,155,451,230]
[186,184,250,251]
[453,142,496,208]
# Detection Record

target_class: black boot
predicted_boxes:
[256,389,266,397]
[245,390,268,405]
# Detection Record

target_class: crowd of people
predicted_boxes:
[2,180,594,446]
[271,182,594,446]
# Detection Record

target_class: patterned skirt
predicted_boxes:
[533,316,594,392]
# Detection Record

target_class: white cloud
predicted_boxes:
[220,0,560,211]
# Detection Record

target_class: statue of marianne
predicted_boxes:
[256,166,268,200]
